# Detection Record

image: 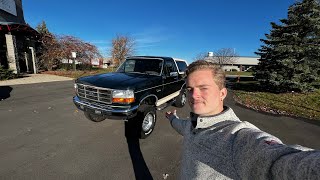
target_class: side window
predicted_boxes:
[164,60,177,75]
[176,61,187,72]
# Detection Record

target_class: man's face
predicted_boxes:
[186,69,227,116]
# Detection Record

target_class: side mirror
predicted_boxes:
[170,72,178,77]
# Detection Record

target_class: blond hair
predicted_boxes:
[186,60,226,89]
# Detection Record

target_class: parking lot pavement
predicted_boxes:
[1,80,320,179]
[0,74,74,86]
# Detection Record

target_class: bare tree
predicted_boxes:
[59,35,101,70]
[36,21,101,71]
[211,48,239,66]
[110,34,135,66]
[193,52,208,61]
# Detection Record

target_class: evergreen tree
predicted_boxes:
[255,0,320,93]
[35,21,61,70]
[35,21,50,35]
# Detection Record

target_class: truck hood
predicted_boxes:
[76,72,161,90]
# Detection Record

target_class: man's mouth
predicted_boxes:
[191,101,202,105]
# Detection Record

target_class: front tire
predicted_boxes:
[125,105,156,139]
[84,111,107,122]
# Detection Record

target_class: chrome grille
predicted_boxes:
[77,84,112,104]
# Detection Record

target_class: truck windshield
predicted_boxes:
[117,59,163,75]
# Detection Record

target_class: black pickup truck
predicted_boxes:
[73,56,188,138]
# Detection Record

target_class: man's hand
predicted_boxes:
[165,110,178,121]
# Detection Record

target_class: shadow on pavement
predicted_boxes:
[0,86,13,100]
[124,122,153,180]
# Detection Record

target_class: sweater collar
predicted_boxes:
[190,106,240,129]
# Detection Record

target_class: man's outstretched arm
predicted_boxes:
[232,123,320,180]
[165,110,189,136]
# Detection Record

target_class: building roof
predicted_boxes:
[0,0,26,24]
[205,56,259,65]
[0,22,39,38]
[232,57,259,65]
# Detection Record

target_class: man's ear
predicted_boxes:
[220,88,227,101]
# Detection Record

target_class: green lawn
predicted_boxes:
[225,71,253,76]
[41,67,116,79]
[232,83,320,121]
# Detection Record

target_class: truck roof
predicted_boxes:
[127,56,187,63]
[127,56,172,59]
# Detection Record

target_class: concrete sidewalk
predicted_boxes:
[0,74,74,86]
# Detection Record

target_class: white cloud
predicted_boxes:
[134,26,172,50]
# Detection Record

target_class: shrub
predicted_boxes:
[0,66,15,80]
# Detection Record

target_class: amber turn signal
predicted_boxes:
[112,98,135,103]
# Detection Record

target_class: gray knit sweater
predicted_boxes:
[169,106,320,180]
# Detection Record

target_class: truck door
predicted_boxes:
[162,59,179,97]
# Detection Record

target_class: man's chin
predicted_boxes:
[190,103,205,113]
[191,108,204,115]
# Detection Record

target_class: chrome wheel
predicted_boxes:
[142,112,155,132]
[175,89,187,108]
[181,92,187,106]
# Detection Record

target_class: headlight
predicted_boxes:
[112,90,135,103]
[74,83,78,94]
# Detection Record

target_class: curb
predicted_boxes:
[0,74,74,86]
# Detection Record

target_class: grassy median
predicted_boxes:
[231,81,320,121]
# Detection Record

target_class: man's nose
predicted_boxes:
[190,89,199,99]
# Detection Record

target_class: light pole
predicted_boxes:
[71,51,77,71]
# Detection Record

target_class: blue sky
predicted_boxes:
[23,0,295,63]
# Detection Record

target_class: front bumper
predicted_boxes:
[73,96,138,120]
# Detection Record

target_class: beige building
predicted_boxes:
[204,54,259,72]
[222,56,259,71]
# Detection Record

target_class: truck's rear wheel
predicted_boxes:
[84,111,106,122]
[174,89,187,108]
[125,105,156,139]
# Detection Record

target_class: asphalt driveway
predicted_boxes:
[0,80,319,179]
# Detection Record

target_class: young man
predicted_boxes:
[165,60,320,180]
